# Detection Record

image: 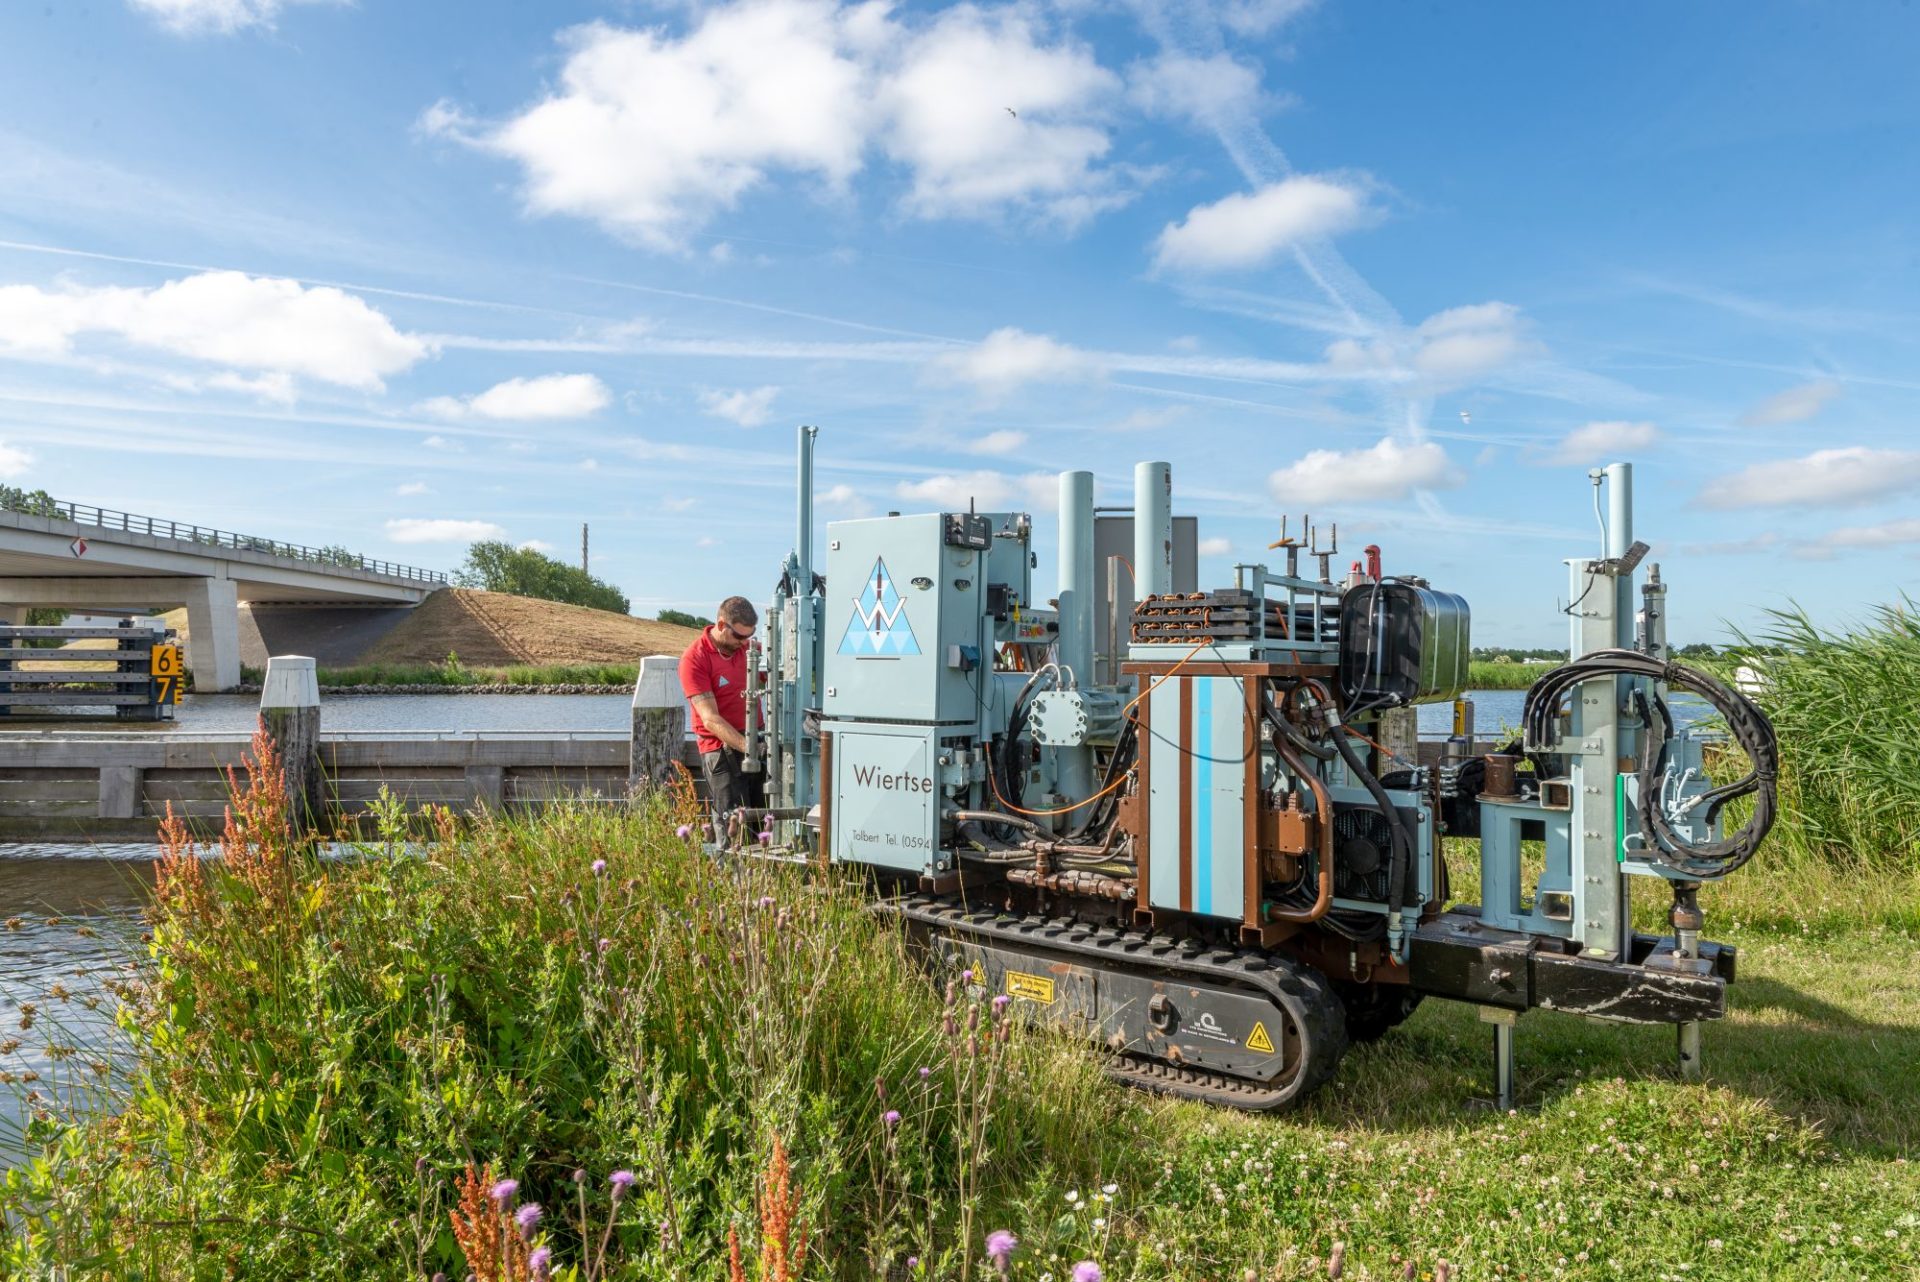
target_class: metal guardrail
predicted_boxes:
[0,625,181,721]
[5,497,448,585]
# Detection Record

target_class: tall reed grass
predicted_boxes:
[1735,600,1920,867]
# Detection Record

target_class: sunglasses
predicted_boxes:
[727,624,756,641]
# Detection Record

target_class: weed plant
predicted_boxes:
[4,733,1920,1278]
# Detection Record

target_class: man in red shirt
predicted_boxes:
[678,595,763,832]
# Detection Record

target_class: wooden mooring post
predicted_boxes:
[260,654,322,829]
[629,655,686,797]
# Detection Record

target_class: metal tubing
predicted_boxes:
[1135,461,1173,600]
[1606,461,1637,762]
[1057,471,1096,688]
[1264,735,1334,923]
[1677,1021,1703,1079]
[1056,470,1097,808]
[792,425,820,808]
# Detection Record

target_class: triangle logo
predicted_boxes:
[838,556,921,657]
[1245,1020,1275,1054]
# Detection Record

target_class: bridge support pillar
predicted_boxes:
[184,577,242,692]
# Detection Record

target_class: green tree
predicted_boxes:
[0,486,62,517]
[657,608,711,629]
[452,541,631,614]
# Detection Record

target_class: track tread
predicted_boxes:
[888,894,1349,1112]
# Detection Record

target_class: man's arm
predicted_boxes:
[688,692,748,753]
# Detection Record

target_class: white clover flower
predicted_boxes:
[1103,1183,1118,1195]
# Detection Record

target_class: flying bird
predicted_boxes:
[1006,107,1017,118]
[1459,409,1472,426]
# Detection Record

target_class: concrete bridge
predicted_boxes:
[0,498,445,690]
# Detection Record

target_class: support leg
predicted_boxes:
[182,576,242,692]
[1479,1006,1518,1112]
[1677,1020,1702,1080]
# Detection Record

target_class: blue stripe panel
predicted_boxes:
[1195,677,1213,915]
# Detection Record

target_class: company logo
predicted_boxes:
[837,556,921,657]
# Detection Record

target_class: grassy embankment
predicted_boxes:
[4,607,1918,1280]
[247,660,643,688]
[1465,661,1547,691]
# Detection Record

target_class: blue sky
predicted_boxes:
[2,0,1915,645]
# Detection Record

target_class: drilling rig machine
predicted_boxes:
[735,427,1777,1110]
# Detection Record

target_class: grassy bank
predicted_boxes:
[5,740,1918,1279]
[1465,661,1547,691]
[240,660,641,688]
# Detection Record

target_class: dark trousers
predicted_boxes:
[701,747,765,835]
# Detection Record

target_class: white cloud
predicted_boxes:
[127,0,336,35]
[1212,0,1317,36]
[395,481,432,497]
[473,6,870,251]
[421,434,462,452]
[699,385,780,427]
[385,518,507,544]
[881,6,1128,226]
[0,442,32,479]
[1130,52,1266,129]
[696,535,719,548]
[1268,437,1465,504]
[1323,300,1534,388]
[422,373,611,422]
[1111,405,1187,432]
[895,469,1058,512]
[1154,176,1376,273]
[1197,535,1232,556]
[1808,517,1920,554]
[930,327,1095,397]
[1698,447,1920,510]
[0,270,428,390]
[441,2,1134,248]
[1739,379,1842,427]
[967,429,1027,456]
[518,539,556,553]
[579,458,600,471]
[821,483,861,505]
[1548,420,1661,465]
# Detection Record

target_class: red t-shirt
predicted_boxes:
[678,627,748,754]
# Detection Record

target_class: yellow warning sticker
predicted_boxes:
[1245,1020,1275,1054]
[1006,971,1055,1004]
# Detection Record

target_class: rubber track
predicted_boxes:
[887,894,1350,1112]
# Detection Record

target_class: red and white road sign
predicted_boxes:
[69,537,88,558]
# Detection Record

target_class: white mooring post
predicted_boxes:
[260,655,322,829]
[630,655,687,797]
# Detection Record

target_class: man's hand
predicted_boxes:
[689,692,748,753]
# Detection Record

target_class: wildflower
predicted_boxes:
[1102,1182,1118,1195]
[986,1229,1018,1267]
[572,1168,587,1184]
[757,895,776,909]
[515,1203,543,1236]
[489,1178,519,1206]
[875,1074,887,1100]
[1066,1189,1081,1204]
[883,1109,901,1126]
[610,1170,636,1201]
[529,1246,552,1279]
[908,1258,920,1271]
[919,1066,932,1080]
[415,1156,430,1175]
[1073,1263,1103,1282]
[598,938,613,953]
[758,830,773,845]
[992,994,1012,1014]
[592,859,608,875]
[676,824,692,840]
[961,968,974,983]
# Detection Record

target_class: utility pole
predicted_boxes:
[581,523,589,574]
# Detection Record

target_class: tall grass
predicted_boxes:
[238,661,641,688]
[1734,600,1920,866]
[5,733,1920,1278]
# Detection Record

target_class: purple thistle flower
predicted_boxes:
[918,1066,932,1079]
[515,1202,543,1236]
[960,968,974,983]
[609,1169,636,1201]
[598,937,613,953]
[591,858,607,875]
[757,829,773,845]
[676,823,692,840]
[489,1178,518,1206]
[907,1258,919,1272]
[883,1109,901,1126]
[571,1168,587,1184]
[992,994,1012,1014]
[1072,1262,1103,1282]
[756,895,776,908]
[985,1229,1018,1263]
[528,1246,552,1279]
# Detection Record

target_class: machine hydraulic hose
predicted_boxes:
[1522,648,1778,879]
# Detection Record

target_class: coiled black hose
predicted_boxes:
[1522,649,1777,878]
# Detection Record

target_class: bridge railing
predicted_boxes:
[0,491,448,585]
